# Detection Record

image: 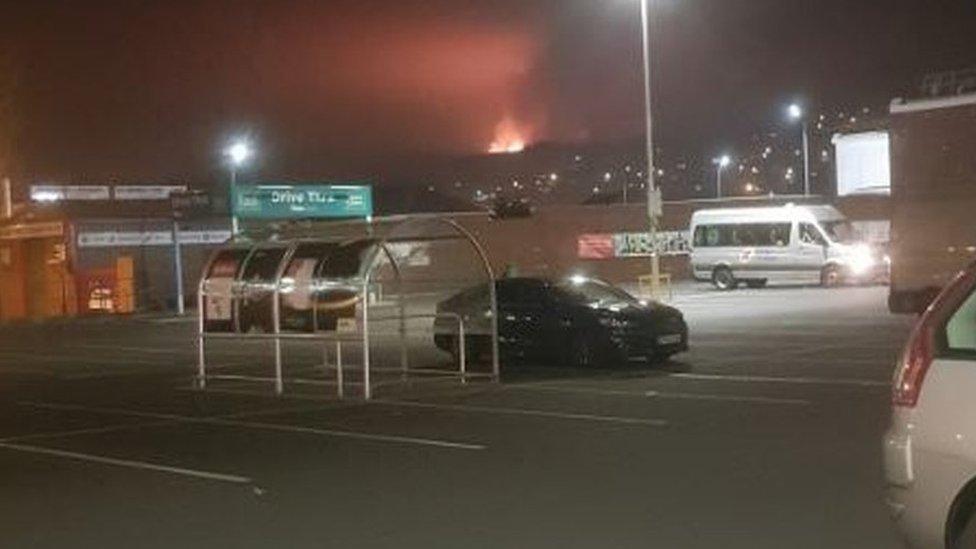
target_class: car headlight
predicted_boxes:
[848,246,875,275]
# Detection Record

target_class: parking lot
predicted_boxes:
[0,285,912,548]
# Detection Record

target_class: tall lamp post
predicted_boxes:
[225,140,252,236]
[788,103,811,196]
[639,0,663,298]
[712,154,731,198]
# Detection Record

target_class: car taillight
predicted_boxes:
[892,316,934,407]
[893,265,976,408]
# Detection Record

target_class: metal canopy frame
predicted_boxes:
[196,215,498,399]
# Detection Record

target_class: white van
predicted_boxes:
[690,204,886,290]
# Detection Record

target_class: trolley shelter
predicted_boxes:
[196,215,499,399]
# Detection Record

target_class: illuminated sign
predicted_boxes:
[232,184,373,220]
[832,131,891,196]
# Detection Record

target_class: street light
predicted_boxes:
[224,140,252,236]
[713,154,731,198]
[788,103,811,196]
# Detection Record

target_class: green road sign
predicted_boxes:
[232,184,373,220]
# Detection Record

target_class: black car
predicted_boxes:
[433,276,688,367]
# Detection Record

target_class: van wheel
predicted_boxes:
[712,267,736,291]
[821,265,843,288]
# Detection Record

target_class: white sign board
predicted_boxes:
[832,131,891,196]
[31,185,111,201]
[114,185,188,200]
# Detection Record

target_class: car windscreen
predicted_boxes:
[555,280,640,308]
[821,220,856,243]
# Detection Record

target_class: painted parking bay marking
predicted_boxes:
[0,441,253,486]
[16,401,486,451]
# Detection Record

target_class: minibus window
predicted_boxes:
[800,223,826,246]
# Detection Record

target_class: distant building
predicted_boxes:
[0,183,228,321]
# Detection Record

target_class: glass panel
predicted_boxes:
[280,242,338,332]
[319,240,375,279]
[241,247,287,282]
[946,289,976,353]
[555,280,639,307]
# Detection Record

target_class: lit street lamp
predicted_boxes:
[713,154,731,198]
[224,140,252,236]
[788,103,811,196]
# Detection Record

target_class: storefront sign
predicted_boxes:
[232,184,373,220]
[578,230,691,260]
[77,229,232,248]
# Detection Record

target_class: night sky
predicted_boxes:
[3,0,976,185]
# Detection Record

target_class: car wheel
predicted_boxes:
[953,510,976,549]
[745,279,768,289]
[569,335,606,368]
[821,265,843,288]
[712,267,736,291]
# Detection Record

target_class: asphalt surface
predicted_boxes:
[0,285,913,548]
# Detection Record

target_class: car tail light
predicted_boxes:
[892,316,935,407]
[893,266,976,408]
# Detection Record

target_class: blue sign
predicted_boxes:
[233,184,373,220]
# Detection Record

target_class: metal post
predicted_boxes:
[458,317,467,384]
[172,219,185,315]
[802,121,811,196]
[640,0,661,300]
[196,286,206,389]
[230,168,240,237]
[716,165,723,199]
[335,341,344,399]
[272,302,283,396]
[270,246,295,396]
[361,286,371,400]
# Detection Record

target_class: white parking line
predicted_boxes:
[0,421,177,443]
[371,399,669,427]
[506,384,809,406]
[17,401,485,451]
[0,442,253,485]
[666,372,889,387]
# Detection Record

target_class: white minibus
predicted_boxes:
[690,204,886,290]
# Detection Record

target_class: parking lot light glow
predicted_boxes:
[226,141,252,166]
[788,103,803,120]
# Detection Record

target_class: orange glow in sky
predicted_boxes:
[488,116,529,154]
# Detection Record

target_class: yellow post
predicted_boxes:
[115,256,135,313]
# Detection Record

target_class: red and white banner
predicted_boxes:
[577,234,614,259]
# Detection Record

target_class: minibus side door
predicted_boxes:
[797,222,828,282]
